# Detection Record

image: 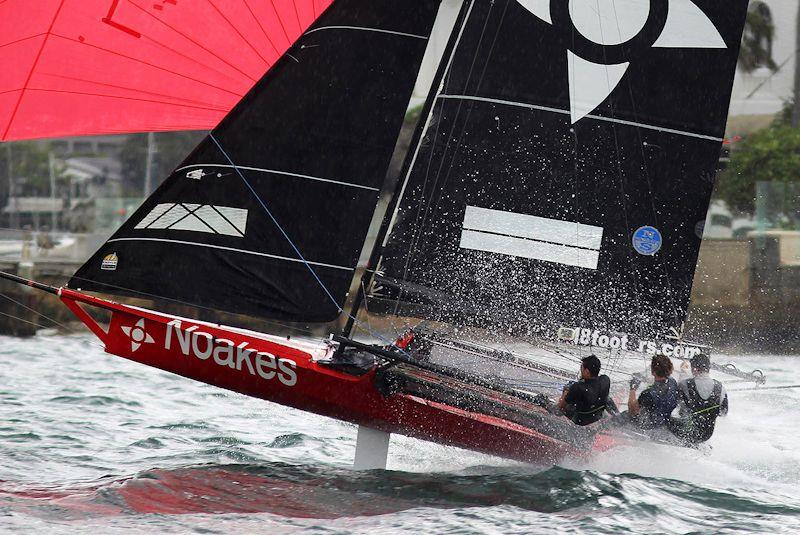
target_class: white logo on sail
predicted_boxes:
[121,318,154,352]
[135,203,248,237]
[459,206,603,270]
[517,0,727,122]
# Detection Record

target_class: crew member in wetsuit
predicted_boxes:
[627,354,679,429]
[558,355,616,426]
[669,353,728,444]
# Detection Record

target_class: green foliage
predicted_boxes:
[773,98,797,128]
[718,125,800,213]
[0,141,64,199]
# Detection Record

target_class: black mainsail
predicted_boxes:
[70,0,442,323]
[375,0,750,339]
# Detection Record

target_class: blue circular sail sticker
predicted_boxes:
[632,226,662,256]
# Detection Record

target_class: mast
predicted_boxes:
[342,0,475,338]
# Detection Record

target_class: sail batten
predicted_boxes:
[71,0,443,323]
[435,94,726,141]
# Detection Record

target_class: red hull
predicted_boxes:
[60,288,606,464]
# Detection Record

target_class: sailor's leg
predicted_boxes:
[353,425,390,470]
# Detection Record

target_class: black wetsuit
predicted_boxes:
[636,377,679,429]
[669,378,728,444]
[564,375,612,426]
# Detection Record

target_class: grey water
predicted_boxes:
[0,332,798,534]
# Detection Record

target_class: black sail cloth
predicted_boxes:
[70,0,442,323]
[378,0,750,338]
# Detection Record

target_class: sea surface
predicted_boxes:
[0,332,798,534]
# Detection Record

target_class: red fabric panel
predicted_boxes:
[0,0,332,141]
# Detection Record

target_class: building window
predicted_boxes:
[740,2,776,72]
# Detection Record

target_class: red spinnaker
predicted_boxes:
[0,0,331,141]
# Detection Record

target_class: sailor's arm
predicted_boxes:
[606,396,620,415]
[628,386,640,415]
[677,379,690,417]
[719,385,729,416]
[557,387,570,410]
[558,382,579,410]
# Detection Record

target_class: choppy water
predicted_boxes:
[1,333,799,534]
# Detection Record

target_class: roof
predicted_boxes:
[2,197,65,214]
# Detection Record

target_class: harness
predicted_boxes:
[576,404,606,416]
[571,376,610,425]
[650,379,679,420]
[684,379,723,420]
[677,378,723,442]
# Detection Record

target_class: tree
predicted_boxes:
[0,141,64,198]
[718,125,800,213]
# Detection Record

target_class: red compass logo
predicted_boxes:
[121,318,155,352]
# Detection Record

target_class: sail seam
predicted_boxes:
[436,94,724,142]
[304,26,429,40]
[106,237,352,271]
[173,164,380,192]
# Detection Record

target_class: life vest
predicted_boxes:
[639,377,679,428]
[570,375,611,426]
[679,378,723,443]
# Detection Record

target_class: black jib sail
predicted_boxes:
[376,0,749,338]
[70,0,442,323]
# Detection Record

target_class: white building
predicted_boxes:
[729,1,797,119]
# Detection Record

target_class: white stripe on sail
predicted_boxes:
[107,237,352,271]
[462,206,603,250]
[460,229,601,270]
[174,164,380,192]
[304,26,429,40]
[436,94,724,142]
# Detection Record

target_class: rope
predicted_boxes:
[0,290,106,350]
[0,290,77,334]
[210,133,344,315]
[728,384,800,393]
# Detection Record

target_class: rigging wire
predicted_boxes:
[0,309,54,331]
[398,0,486,283]
[728,384,800,393]
[0,305,104,351]
[209,133,344,315]
[409,3,509,274]
[611,4,682,331]
[603,0,649,333]
[0,289,106,351]
[390,0,539,363]
[208,134,406,350]
[0,290,78,334]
